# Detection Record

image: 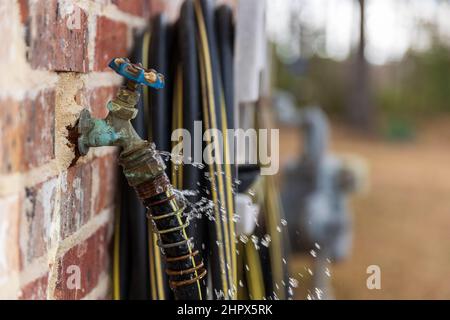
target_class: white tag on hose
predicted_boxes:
[235,193,260,236]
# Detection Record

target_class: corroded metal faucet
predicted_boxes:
[78,58,206,300]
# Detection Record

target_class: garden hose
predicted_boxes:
[194,0,237,299]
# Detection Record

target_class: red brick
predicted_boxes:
[91,154,118,214]
[18,0,29,24]
[0,91,55,174]
[20,177,58,269]
[53,225,110,300]
[0,194,22,279]
[113,0,151,17]
[76,86,119,119]
[94,17,128,71]
[149,0,166,16]
[23,91,56,170]
[60,163,93,239]
[0,99,25,173]
[30,0,89,72]
[19,273,49,300]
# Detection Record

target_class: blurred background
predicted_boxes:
[268,0,450,299]
[1,0,449,300]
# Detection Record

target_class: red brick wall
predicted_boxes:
[0,0,174,300]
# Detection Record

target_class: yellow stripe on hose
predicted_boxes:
[197,45,228,297]
[220,93,237,293]
[194,0,231,298]
[113,206,121,300]
[244,241,265,300]
[154,235,165,299]
[148,223,158,299]
[265,177,285,300]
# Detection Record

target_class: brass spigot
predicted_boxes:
[78,58,206,300]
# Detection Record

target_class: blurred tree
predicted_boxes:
[348,0,373,132]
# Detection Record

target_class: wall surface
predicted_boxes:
[0,0,174,300]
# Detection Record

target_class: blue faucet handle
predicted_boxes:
[108,58,165,89]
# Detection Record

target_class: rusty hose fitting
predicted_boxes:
[120,145,207,298]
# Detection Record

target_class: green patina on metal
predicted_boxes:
[77,59,166,186]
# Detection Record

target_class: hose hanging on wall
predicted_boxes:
[111,0,288,300]
[194,0,237,299]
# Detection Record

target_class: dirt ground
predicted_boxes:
[280,117,450,300]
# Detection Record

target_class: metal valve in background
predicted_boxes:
[279,106,368,299]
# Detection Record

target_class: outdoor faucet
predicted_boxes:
[77,58,206,300]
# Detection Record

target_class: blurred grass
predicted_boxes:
[281,117,450,299]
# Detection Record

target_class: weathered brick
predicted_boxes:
[53,225,110,300]
[20,177,58,269]
[0,91,55,174]
[76,86,118,119]
[0,99,25,173]
[30,0,89,72]
[18,0,29,24]
[94,17,128,71]
[60,163,92,239]
[18,273,48,300]
[113,0,151,17]
[23,91,56,170]
[0,194,22,282]
[91,154,118,214]
[149,0,166,16]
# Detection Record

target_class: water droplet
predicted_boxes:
[288,287,294,296]
[289,277,299,288]
[315,287,323,300]
[261,234,271,247]
[280,219,287,226]
[310,249,317,258]
[314,242,321,250]
[239,234,249,244]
